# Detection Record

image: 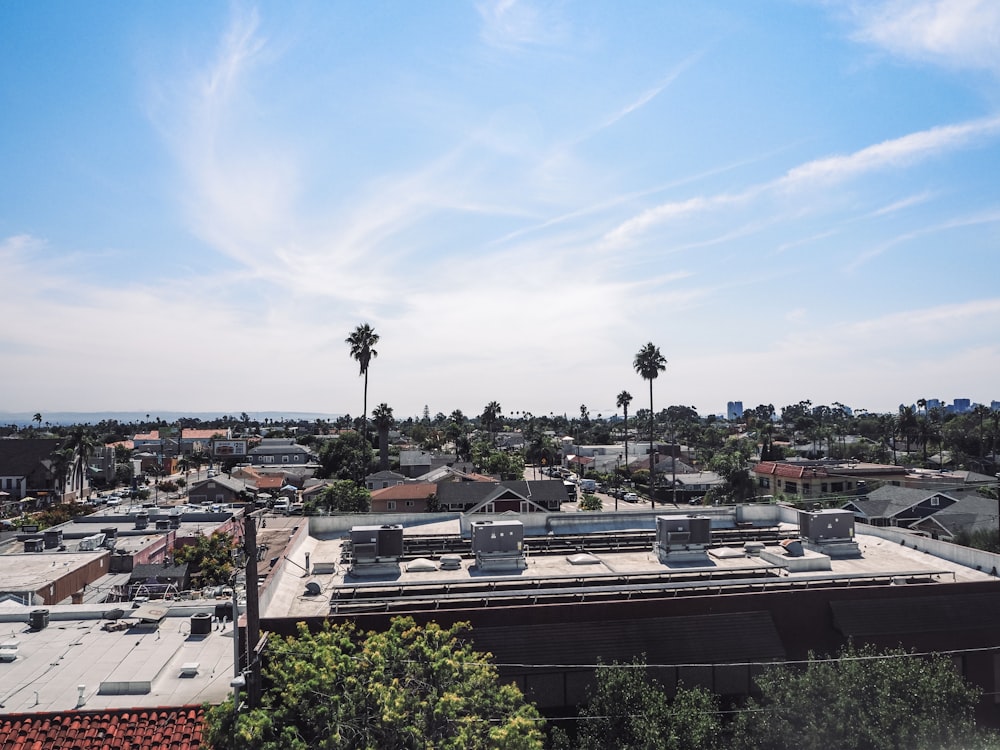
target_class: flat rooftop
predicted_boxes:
[263,519,996,620]
[0,604,236,713]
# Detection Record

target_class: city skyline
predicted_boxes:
[3,2,1000,418]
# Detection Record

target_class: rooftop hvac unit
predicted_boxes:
[471,520,524,555]
[23,538,44,553]
[43,530,63,549]
[28,609,49,631]
[169,514,181,529]
[656,515,711,549]
[155,519,171,531]
[799,509,855,542]
[79,533,107,551]
[134,512,149,530]
[349,524,404,561]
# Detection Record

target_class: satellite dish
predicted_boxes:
[304,581,321,596]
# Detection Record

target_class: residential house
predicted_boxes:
[842,485,965,528]
[907,493,999,541]
[365,470,406,491]
[188,475,250,504]
[752,460,906,499]
[247,438,317,467]
[370,482,438,513]
[0,438,79,505]
[398,450,434,478]
[435,480,567,513]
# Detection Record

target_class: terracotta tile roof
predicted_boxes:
[253,475,284,489]
[181,429,224,440]
[0,705,206,749]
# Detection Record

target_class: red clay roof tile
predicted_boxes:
[0,706,206,750]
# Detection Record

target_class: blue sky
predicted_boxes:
[2,1,1000,420]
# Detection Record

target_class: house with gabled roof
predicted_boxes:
[435,480,567,514]
[907,493,1000,541]
[365,470,406,491]
[370,482,438,513]
[842,485,963,527]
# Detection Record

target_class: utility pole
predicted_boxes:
[242,513,263,709]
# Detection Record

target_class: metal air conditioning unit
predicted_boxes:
[655,515,711,563]
[471,520,526,571]
[348,524,404,576]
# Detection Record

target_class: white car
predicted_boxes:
[623,492,639,503]
[106,497,122,506]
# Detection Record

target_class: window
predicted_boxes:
[785,482,798,494]
[831,482,844,492]
[263,455,274,463]
[281,455,289,463]
[387,501,396,510]
[821,483,828,493]
[406,501,414,507]
[802,483,811,494]
[930,496,940,507]
[759,477,770,489]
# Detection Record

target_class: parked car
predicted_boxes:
[623,492,639,503]
[273,498,291,514]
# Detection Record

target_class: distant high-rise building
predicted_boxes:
[726,401,744,421]
[927,399,942,411]
[953,398,972,414]
[991,400,1000,412]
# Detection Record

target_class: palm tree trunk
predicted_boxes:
[648,380,655,509]
[623,409,629,475]
[362,371,369,443]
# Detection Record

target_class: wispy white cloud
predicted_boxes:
[847,207,1000,271]
[603,115,1000,247]
[778,115,1000,186]
[843,0,1000,75]
[476,0,571,51]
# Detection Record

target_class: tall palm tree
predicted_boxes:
[32,413,42,430]
[482,401,502,446]
[371,403,394,472]
[616,390,633,474]
[346,323,380,443]
[633,343,667,508]
[64,427,96,502]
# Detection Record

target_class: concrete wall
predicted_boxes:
[308,512,461,538]
[858,523,1000,575]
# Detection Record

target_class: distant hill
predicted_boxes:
[0,411,342,427]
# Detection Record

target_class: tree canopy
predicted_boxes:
[731,643,998,750]
[204,617,544,750]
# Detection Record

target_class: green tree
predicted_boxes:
[634,343,667,508]
[574,658,720,750]
[346,323,380,443]
[318,480,371,513]
[317,430,375,483]
[204,617,544,750]
[578,493,603,511]
[731,643,997,750]
[616,390,633,471]
[173,532,236,586]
